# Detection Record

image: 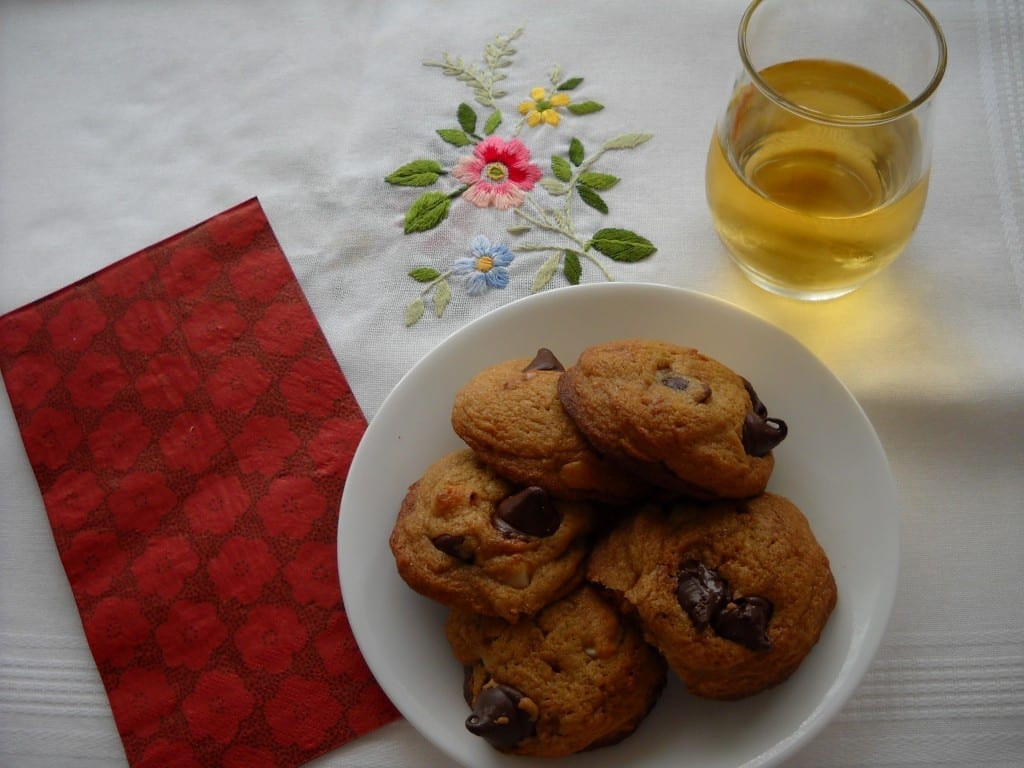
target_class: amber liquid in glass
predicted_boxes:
[706,59,928,298]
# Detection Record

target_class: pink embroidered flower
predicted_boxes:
[307,416,364,478]
[234,604,308,674]
[134,352,200,411]
[158,412,226,473]
[22,407,82,470]
[113,298,176,354]
[3,353,61,409]
[284,542,340,609]
[108,668,178,740]
[206,355,272,413]
[108,472,177,533]
[184,474,251,535]
[451,136,542,210]
[223,745,277,768]
[0,306,43,355]
[95,255,156,299]
[257,476,325,539]
[44,469,105,530]
[66,352,129,409]
[46,296,107,352]
[230,415,300,476]
[155,600,228,670]
[280,357,350,418]
[131,535,200,600]
[264,675,343,751]
[84,596,150,668]
[182,301,247,355]
[64,530,127,597]
[208,536,278,604]
[254,301,317,356]
[158,244,221,298]
[228,248,295,302]
[182,669,256,745]
[138,739,202,768]
[88,410,152,472]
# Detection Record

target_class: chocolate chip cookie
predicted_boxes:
[451,348,648,504]
[586,493,836,699]
[389,449,596,622]
[446,584,667,756]
[557,338,787,499]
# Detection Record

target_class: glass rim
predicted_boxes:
[738,0,948,126]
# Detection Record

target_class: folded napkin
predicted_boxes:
[0,199,399,767]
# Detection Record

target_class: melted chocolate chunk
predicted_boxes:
[493,487,561,538]
[713,596,774,651]
[522,348,564,372]
[740,378,788,456]
[742,412,788,457]
[657,370,712,402]
[676,560,730,631]
[431,533,473,562]
[466,684,535,749]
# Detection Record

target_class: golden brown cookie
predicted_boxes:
[557,338,787,499]
[451,348,649,504]
[446,584,667,756]
[586,493,836,699]
[389,449,596,622]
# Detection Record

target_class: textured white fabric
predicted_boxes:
[1,1,1022,766]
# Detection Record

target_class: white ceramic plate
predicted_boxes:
[338,283,899,768]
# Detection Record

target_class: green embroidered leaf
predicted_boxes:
[484,110,502,135]
[506,224,532,235]
[588,228,657,262]
[532,252,560,292]
[457,103,477,134]
[568,100,604,115]
[557,77,584,91]
[409,266,441,282]
[602,133,653,150]
[405,298,425,327]
[404,192,452,234]
[578,172,619,190]
[386,160,445,187]
[551,155,572,182]
[433,279,451,317]
[576,184,609,214]
[569,138,585,166]
[564,251,582,285]
[539,178,570,196]
[437,128,474,147]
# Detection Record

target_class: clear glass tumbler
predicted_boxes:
[705,0,947,300]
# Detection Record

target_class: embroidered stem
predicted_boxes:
[512,205,587,251]
[512,244,615,281]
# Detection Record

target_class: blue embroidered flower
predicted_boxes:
[453,235,515,296]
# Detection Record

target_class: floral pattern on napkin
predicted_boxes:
[0,199,399,768]
[385,28,657,325]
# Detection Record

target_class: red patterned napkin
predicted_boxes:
[0,199,399,767]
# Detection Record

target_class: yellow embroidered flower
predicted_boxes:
[518,86,571,127]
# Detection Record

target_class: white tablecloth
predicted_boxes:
[1,1,1022,766]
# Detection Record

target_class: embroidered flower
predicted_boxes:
[108,472,177,534]
[134,352,201,411]
[4,353,61,409]
[257,475,326,539]
[518,85,571,127]
[451,136,542,210]
[65,530,128,596]
[84,596,150,667]
[23,407,83,470]
[184,474,251,535]
[131,535,200,600]
[230,415,300,476]
[234,604,308,674]
[65,352,130,410]
[158,412,226,474]
[453,235,515,296]
[45,469,106,531]
[88,410,151,472]
[113,298,176,354]
[283,542,341,609]
[207,536,278,604]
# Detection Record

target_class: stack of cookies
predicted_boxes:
[388,338,837,757]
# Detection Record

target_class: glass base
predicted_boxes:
[730,258,867,301]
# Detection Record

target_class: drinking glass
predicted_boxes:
[705,0,947,300]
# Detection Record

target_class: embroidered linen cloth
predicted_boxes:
[2,1,1023,767]
[0,199,398,767]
